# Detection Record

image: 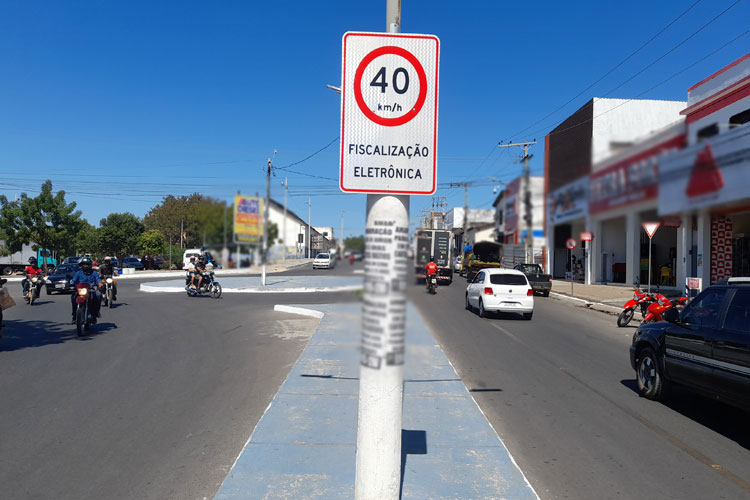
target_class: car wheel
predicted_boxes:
[523,312,533,320]
[542,290,550,297]
[636,347,667,400]
[478,299,487,318]
[465,294,471,310]
[46,287,51,296]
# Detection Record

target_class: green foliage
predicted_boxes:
[144,194,230,248]
[98,212,145,259]
[137,229,167,256]
[267,222,278,246]
[344,236,365,252]
[76,222,101,256]
[0,180,84,270]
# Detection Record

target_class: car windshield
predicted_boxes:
[490,274,528,285]
[56,265,76,273]
[317,254,329,259]
[517,265,542,274]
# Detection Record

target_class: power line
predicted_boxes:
[522,25,750,141]
[275,137,339,171]
[511,0,741,142]
[507,0,704,140]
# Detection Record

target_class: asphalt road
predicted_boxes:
[0,276,358,500]
[409,280,750,500]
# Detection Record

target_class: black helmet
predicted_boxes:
[79,256,93,272]
[104,257,112,264]
[28,256,37,265]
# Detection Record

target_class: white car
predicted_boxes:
[465,268,534,320]
[182,249,202,270]
[313,253,335,269]
[453,256,462,272]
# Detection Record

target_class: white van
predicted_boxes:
[182,249,202,270]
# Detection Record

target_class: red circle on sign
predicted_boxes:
[566,238,577,250]
[353,45,428,127]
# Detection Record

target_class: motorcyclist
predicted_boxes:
[185,256,197,290]
[70,256,102,323]
[425,256,438,289]
[98,257,118,301]
[22,257,45,298]
[192,256,207,290]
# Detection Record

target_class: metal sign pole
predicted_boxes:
[648,235,652,295]
[354,5,407,499]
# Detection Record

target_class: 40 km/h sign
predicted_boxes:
[340,32,440,194]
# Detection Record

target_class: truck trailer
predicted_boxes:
[0,242,57,275]
[414,229,453,285]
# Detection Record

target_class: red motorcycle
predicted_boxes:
[642,292,690,324]
[617,288,655,327]
[74,283,95,336]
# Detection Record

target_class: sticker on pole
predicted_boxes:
[566,238,577,250]
[340,32,440,194]
[642,221,660,239]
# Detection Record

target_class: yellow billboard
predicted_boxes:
[234,196,263,243]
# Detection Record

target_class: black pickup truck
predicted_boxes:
[514,263,552,297]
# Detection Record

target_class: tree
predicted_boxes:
[267,222,278,247]
[144,194,229,248]
[98,212,145,259]
[138,229,167,256]
[344,236,365,252]
[0,180,84,271]
[76,222,101,257]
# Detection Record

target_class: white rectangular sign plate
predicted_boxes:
[340,32,439,194]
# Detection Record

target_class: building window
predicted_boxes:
[697,123,719,141]
[729,108,750,129]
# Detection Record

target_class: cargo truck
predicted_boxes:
[0,242,57,275]
[414,229,453,285]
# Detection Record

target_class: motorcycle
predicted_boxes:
[185,271,222,298]
[74,283,96,336]
[25,275,42,305]
[426,274,438,294]
[101,277,115,308]
[642,292,690,324]
[617,288,655,327]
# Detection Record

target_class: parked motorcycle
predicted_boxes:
[426,274,438,294]
[25,275,42,305]
[185,271,222,298]
[617,288,655,327]
[101,277,115,308]
[642,292,690,324]
[74,283,95,336]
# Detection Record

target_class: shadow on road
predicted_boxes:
[0,319,117,352]
[621,379,750,450]
[400,429,427,499]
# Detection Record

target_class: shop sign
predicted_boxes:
[503,178,521,233]
[547,176,589,225]
[234,196,263,243]
[661,215,681,228]
[580,231,593,241]
[590,134,684,215]
[659,126,750,214]
[686,277,703,290]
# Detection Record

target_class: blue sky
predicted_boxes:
[1,0,749,239]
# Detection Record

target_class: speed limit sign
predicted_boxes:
[340,32,440,194]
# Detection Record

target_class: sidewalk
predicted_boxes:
[213,303,539,500]
[140,275,363,293]
[550,279,684,313]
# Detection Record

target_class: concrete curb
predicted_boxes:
[139,283,363,294]
[550,291,622,314]
[273,305,326,319]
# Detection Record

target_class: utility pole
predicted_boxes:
[307,197,312,259]
[448,181,472,251]
[262,154,274,286]
[498,140,536,263]
[282,177,288,261]
[340,210,346,255]
[354,3,409,500]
